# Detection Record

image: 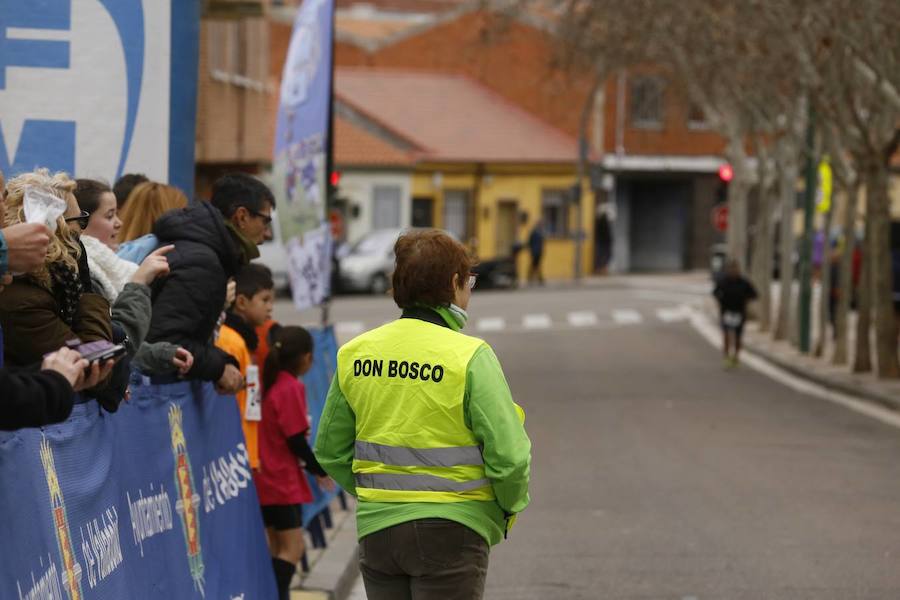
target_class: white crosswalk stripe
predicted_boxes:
[523,314,552,329]
[612,309,643,325]
[476,317,506,332]
[567,311,598,327]
[335,321,364,335]
[656,306,690,323]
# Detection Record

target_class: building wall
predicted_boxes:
[410,165,595,280]
[196,17,272,167]
[334,10,727,159]
[339,170,414,243]
[602,72,726,157]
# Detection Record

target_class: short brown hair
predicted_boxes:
[392,229,474,309]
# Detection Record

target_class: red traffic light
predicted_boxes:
[330,171,342,187]
[718,164,733,182]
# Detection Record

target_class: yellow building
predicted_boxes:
[335,68,595,281]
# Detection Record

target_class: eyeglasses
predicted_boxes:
[64,210,90,230]
[467,273,478,290]
[248,210,273,226]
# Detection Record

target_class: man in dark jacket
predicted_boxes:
[145,174,274,392]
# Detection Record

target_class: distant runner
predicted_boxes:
[713,259,758,368]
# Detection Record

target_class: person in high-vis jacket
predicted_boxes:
[315,229,531,600]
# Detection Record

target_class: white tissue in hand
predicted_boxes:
[24,186,68,233]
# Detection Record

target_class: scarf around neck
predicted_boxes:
[80,235,139,302]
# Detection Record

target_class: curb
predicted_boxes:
[740,338,900,413]
[291,507,360,600]
[691,305,900,414]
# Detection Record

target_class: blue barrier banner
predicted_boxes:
[301,325,340,527]
[0,382,276,599]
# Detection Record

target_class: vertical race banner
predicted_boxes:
[273,0,335,311]
[0,0,199,193]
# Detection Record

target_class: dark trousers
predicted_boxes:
[359,519,489,600]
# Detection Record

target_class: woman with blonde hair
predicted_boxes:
[0,169,113,367]
[117,181,188,264]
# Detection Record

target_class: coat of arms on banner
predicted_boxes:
[39,437,84,600]
[169,404,205,596]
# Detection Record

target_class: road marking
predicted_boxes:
[687,306,900,430]
[567,311,598,327]
[477,317,506,332]
[657,306,690,322]
[523,314,552,329]
[634,289,705,305]
[335,321,364,335]
[612,309,643,325]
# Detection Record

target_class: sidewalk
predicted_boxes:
[738,318,900,412]
[290,497,360,600]
[696,292,900,413]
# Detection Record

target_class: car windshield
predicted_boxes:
[351,230,399,255]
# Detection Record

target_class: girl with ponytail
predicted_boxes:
[256,326,334,600]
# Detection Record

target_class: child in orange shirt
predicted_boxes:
[215,264,274,471]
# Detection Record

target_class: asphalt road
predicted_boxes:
[280,277,900,599]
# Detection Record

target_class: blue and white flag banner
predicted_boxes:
[0,381,276,599]
[0,0,199,193]
[273,0,335,311]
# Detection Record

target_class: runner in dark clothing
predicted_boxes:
[713,259,758,368]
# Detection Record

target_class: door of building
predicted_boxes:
[629,181,690,272]
[496,200,519,257]
[412,197,434,228]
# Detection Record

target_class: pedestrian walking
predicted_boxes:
[713,259,758,368]
[315,229,531,600]
[527,219,545,285]
[257,326,332,600]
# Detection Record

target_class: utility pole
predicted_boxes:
[798,110,816,353]
[573,135,587,281]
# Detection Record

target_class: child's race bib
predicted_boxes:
[245,364,262,421]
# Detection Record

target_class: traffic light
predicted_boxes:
[715,163,731,204]
[328,170,342,203]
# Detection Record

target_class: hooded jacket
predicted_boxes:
[145,202,246,382]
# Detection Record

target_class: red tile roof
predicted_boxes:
[335,68,579,164]
[336,17,422,44]
[335,115,417,167]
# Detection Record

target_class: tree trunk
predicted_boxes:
[774,145,799,341]
[751,145,773,332]
[867,163,900,378]
[814,206,834,357]
[853,206,873,373]
[832,179,860,366]
[726,135,751,271]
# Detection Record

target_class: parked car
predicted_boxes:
[336,228,406,294]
